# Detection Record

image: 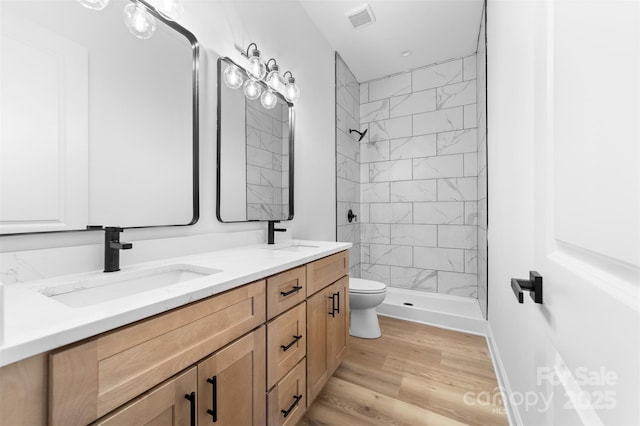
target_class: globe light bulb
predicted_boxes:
[124,3,156,39]
[246,50,266,80]
[77,0,110,10]
[260,89,278,110]
[284,77,300,102]
[223,64,243,89]
[243,78,262,100]
[266,64,286,93]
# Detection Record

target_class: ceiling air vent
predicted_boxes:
[346,4,376,29]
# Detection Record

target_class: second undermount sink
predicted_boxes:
[38,264,222,308]
[266,243,320,252]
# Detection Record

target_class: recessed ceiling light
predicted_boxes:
[401,50,412,57]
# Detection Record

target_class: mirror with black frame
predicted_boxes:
[0,0,199,235]
[216,56,294,223]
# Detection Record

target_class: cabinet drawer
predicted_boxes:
[267,266,306,320]
[50,281,266,426]
[267,358,306,426]
[93,367,197,426]
[266,302,306,389]
[306,250,348,296]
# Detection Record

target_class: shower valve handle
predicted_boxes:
[347,209,357,223]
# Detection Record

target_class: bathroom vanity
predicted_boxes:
[0,242,350,425]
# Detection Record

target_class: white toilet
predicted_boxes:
[349,278,387,339]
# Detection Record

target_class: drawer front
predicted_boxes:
[306,251,349,296]
[267,358,306,426]
[50,281,266,426]
[266,266,306,320]
[266,302,306,389]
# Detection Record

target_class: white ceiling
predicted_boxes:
[299,0,484,82]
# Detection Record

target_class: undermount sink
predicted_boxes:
[266,243,320,252]
[38,264,222,308]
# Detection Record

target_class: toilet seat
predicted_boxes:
[349,278,387,294]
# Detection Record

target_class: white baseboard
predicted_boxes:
[485,322,521,426]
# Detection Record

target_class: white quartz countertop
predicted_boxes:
[0,240,351,367]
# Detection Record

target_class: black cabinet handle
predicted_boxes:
[511,271,543,304]
[184,392,196,426]
[281,394,303,418]
[334,291,340,314]
[281,335,303,352]
[328,293,336,317]
[280,285,302,297]
[206,376,217,422]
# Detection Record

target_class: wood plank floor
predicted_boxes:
[299,316,508,426]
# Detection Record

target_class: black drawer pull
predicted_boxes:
[280,285,302,297]
[334,291,340,314]
[328,293,336,317]
[281,394,303,418]
[281,335,303,351]
[184,392,196,426]
[206,376,217,422]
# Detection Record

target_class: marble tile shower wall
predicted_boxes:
[359,56,479,298]
[246,98,289,220]
[477,7,488,317]
[336,55,361,277]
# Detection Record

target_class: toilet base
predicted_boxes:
[349,307,381,339]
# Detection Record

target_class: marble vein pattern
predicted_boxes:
[389,135,437,160]
[437,80,477,110]
[356,53,481,299]
[412,59,463,91]
[369,159,413,182]
[390,266,437,291]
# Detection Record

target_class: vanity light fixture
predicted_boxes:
[265,59,286,93]
[245,43,267,80]
[78,0,110,10]
[223,64,244,89]
[124,2,157,39]
[283,71,300,102]
[222,43,300,106]
[260,89,278,110]
[243,78,262,100]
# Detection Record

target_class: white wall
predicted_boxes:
[0,1,336,255]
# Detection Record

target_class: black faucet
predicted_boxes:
[267,221,286,245]
[104,227,132,272]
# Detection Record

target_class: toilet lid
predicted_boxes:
[349,278,387,294]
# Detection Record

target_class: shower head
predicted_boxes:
[349,128,368,142]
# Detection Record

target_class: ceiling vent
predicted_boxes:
[346,4,376,29]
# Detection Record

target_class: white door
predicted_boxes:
[488,1,639,425]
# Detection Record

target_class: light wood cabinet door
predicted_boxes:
[93,367,197,426]
[306,276,350,406]
[305,286,331,405]
[0,353,48,426]
[327,276,349,375]
[197,327,266,426]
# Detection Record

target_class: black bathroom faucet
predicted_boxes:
[104,227,132,272]
[267,221,286,245]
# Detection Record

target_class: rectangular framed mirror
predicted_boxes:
[0,0,199,235]
[216,56,294,223]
